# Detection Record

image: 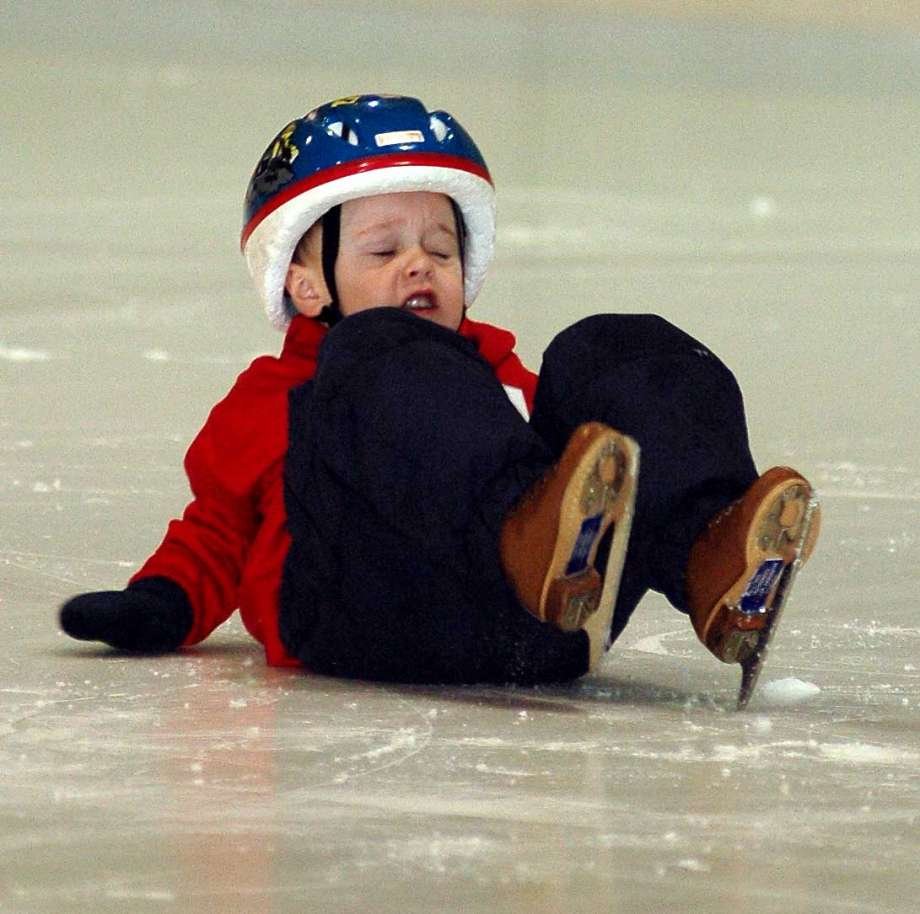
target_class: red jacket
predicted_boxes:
[131,314,538,666]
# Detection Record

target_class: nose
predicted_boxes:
[403,245,434,279]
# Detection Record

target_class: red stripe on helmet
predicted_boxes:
[240,152,493,250]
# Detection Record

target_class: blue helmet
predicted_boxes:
[241,94,496,330]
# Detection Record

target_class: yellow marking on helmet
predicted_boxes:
[266,122,299,164]
[330,95,361,108]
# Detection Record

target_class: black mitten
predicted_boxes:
[59,577,193,653]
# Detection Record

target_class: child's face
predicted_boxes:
[335,192,465,330]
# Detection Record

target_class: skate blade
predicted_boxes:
[584,438,640,671]
[736,495,819,710]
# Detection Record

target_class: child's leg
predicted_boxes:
[280,308,589,684]
[530,314,759,645]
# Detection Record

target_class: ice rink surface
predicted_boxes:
[2,3,918,912]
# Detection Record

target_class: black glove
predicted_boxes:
[59,577,193,653]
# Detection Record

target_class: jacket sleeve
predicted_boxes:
[129,378,267,646]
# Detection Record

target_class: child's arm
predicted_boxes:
[59,368,278,653]
[59,486,258,653]
[58,452,259,652]
[126,462,261,646]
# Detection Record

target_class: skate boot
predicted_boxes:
[686,466,821,708]
[500,422,639,670]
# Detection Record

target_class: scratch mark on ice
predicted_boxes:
[1,549,136,568]
[0,343,52,362]
[627,628,688,657]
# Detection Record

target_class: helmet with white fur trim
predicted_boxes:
[241,94,495,330]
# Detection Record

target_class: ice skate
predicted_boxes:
[500,422,639,670]
[686,467,821,709]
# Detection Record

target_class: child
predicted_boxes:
[60,94,819,698]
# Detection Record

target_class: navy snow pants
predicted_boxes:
[279,309,757,684]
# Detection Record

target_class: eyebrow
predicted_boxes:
[353,220,457,239]
[353,219,398,238]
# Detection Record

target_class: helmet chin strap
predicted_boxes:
[318,205,343,327]
[449,198,467,267]
[316,200,467,328]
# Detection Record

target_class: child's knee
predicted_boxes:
[545,313,712,369]
[317,308,475,375]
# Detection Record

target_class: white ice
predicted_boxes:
[757,678,822,706]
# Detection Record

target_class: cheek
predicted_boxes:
[335,259,390,312]
[442,278,466,330]
[447,269,465,306]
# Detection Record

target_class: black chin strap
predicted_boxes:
[318,205,342,327]
[450,199,467,267]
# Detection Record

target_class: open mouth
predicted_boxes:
[401,291,437,311]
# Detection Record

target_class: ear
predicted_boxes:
[285,261,330,318]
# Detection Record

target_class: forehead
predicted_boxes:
[340,191,455,232]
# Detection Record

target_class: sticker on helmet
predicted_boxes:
[330,95,361,108]
[375,130,425,147]
[248,121,300,200]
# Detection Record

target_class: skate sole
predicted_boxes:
[736,494,819,710]
[540,431,639,658]
[698,476,820,652]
